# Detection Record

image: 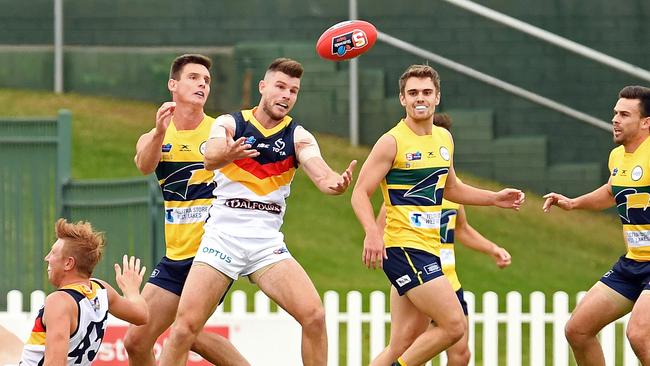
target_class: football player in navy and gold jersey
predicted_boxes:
[158,58,356,366]
[375,114,512,366]
[129,54,248,366]
[351,64,524,366]
[20,219,147,366]
[543,85,650,366]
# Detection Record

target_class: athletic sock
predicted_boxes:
[391,357,408,366]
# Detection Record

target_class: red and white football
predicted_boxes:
[316,20,377,61]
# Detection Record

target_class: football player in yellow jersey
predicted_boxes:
[129,54,248,366]
[376,113,512,366]
[351,64,524,366]
[158,58,356,366]
[20,219,148,366]
[543,85,650,366]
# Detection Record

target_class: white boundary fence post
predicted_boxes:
[465,291,476,366]
[369,291,386,360]
[482,291,498,365]
[506,291,522,366]
[324,291,340,366]
[530,291,546,366]
[552,292,569,366]
[346,291,362,366]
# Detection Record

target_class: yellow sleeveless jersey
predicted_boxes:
[610,136,650,261]
[440,198,462,291]
[381,120,454,255]
[156,115,216,260]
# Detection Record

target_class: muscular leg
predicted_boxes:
[444,317,470,366]
[399,276,466,366]
[565,282,632,366]
[370,286,429,366]
[124,283,178,366]
[252,258,326,366]
[124,283,249,366]
[158,263,232,366]
[626,290,650,365]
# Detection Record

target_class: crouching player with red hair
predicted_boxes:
[20,219,148,366]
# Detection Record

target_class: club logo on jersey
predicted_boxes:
[162,143,172,152]
[615,188,650,223]
[632,165,643,181]
[199,141,207,155]
[439,209,458,243]
[331,29,368,57]
[439,146,450,161]
[406,151,422,161]
[403,168,449,205]
[162,163,206,200]
[396,274,411,287]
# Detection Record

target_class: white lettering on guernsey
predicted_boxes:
[625,230,650,248]
[165,205,210,224]
[409,211,441,229]
[396,275,411,287]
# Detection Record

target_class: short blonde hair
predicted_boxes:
[55,218,105,277]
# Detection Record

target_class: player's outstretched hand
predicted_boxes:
[492,246,512,269]
[542,192,574,212]
[494,188,525,210]
[155,102,176,135]
[328,160,357,194]
[363,229,387,269]
[114,255,146,298]
[225,136,260,162]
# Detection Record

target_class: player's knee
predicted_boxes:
[626,325,649,350]
[124,328,152,355]
[565,318,589,345]
[447,346,471,366]
[298,304,326,333]
[445,317,465,344]
[169,318,202,344]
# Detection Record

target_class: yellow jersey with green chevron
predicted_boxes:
[156,115,216,260]
[610,136,650,261]
[440,198,462,291]
[381,119,454,255]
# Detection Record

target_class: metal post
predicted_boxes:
[56,109,71,218]
[54,0,63,93]
[348,0,359,146]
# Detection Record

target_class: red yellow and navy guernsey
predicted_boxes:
[381,120,454,255]
[156,115,216,260]
[205,109,299,238]
[20,280,109,366]
[610,136,650,261]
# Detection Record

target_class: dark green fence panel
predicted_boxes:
[62,176,164,288]
[0,111,71,309]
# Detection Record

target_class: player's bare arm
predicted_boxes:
[42,292,77,366]
[445,163,525,209]
[351,134,396,269]
[204,115,259,171]
[98,255,148,326]
[543,181,615,212]
[296,127,356,195]
[134,102,176,174]
[455,205,511,268]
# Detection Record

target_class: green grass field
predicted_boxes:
[3,88,627,364]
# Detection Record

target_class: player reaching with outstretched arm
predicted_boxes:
[19,219,148,366]
[158,58,355,366]
[127,54,249,366]
[543,85,650,366]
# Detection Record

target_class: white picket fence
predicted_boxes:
[0,290,640,366]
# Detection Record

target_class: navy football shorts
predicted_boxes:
[600,255,650,301]
[383,247,445,296]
